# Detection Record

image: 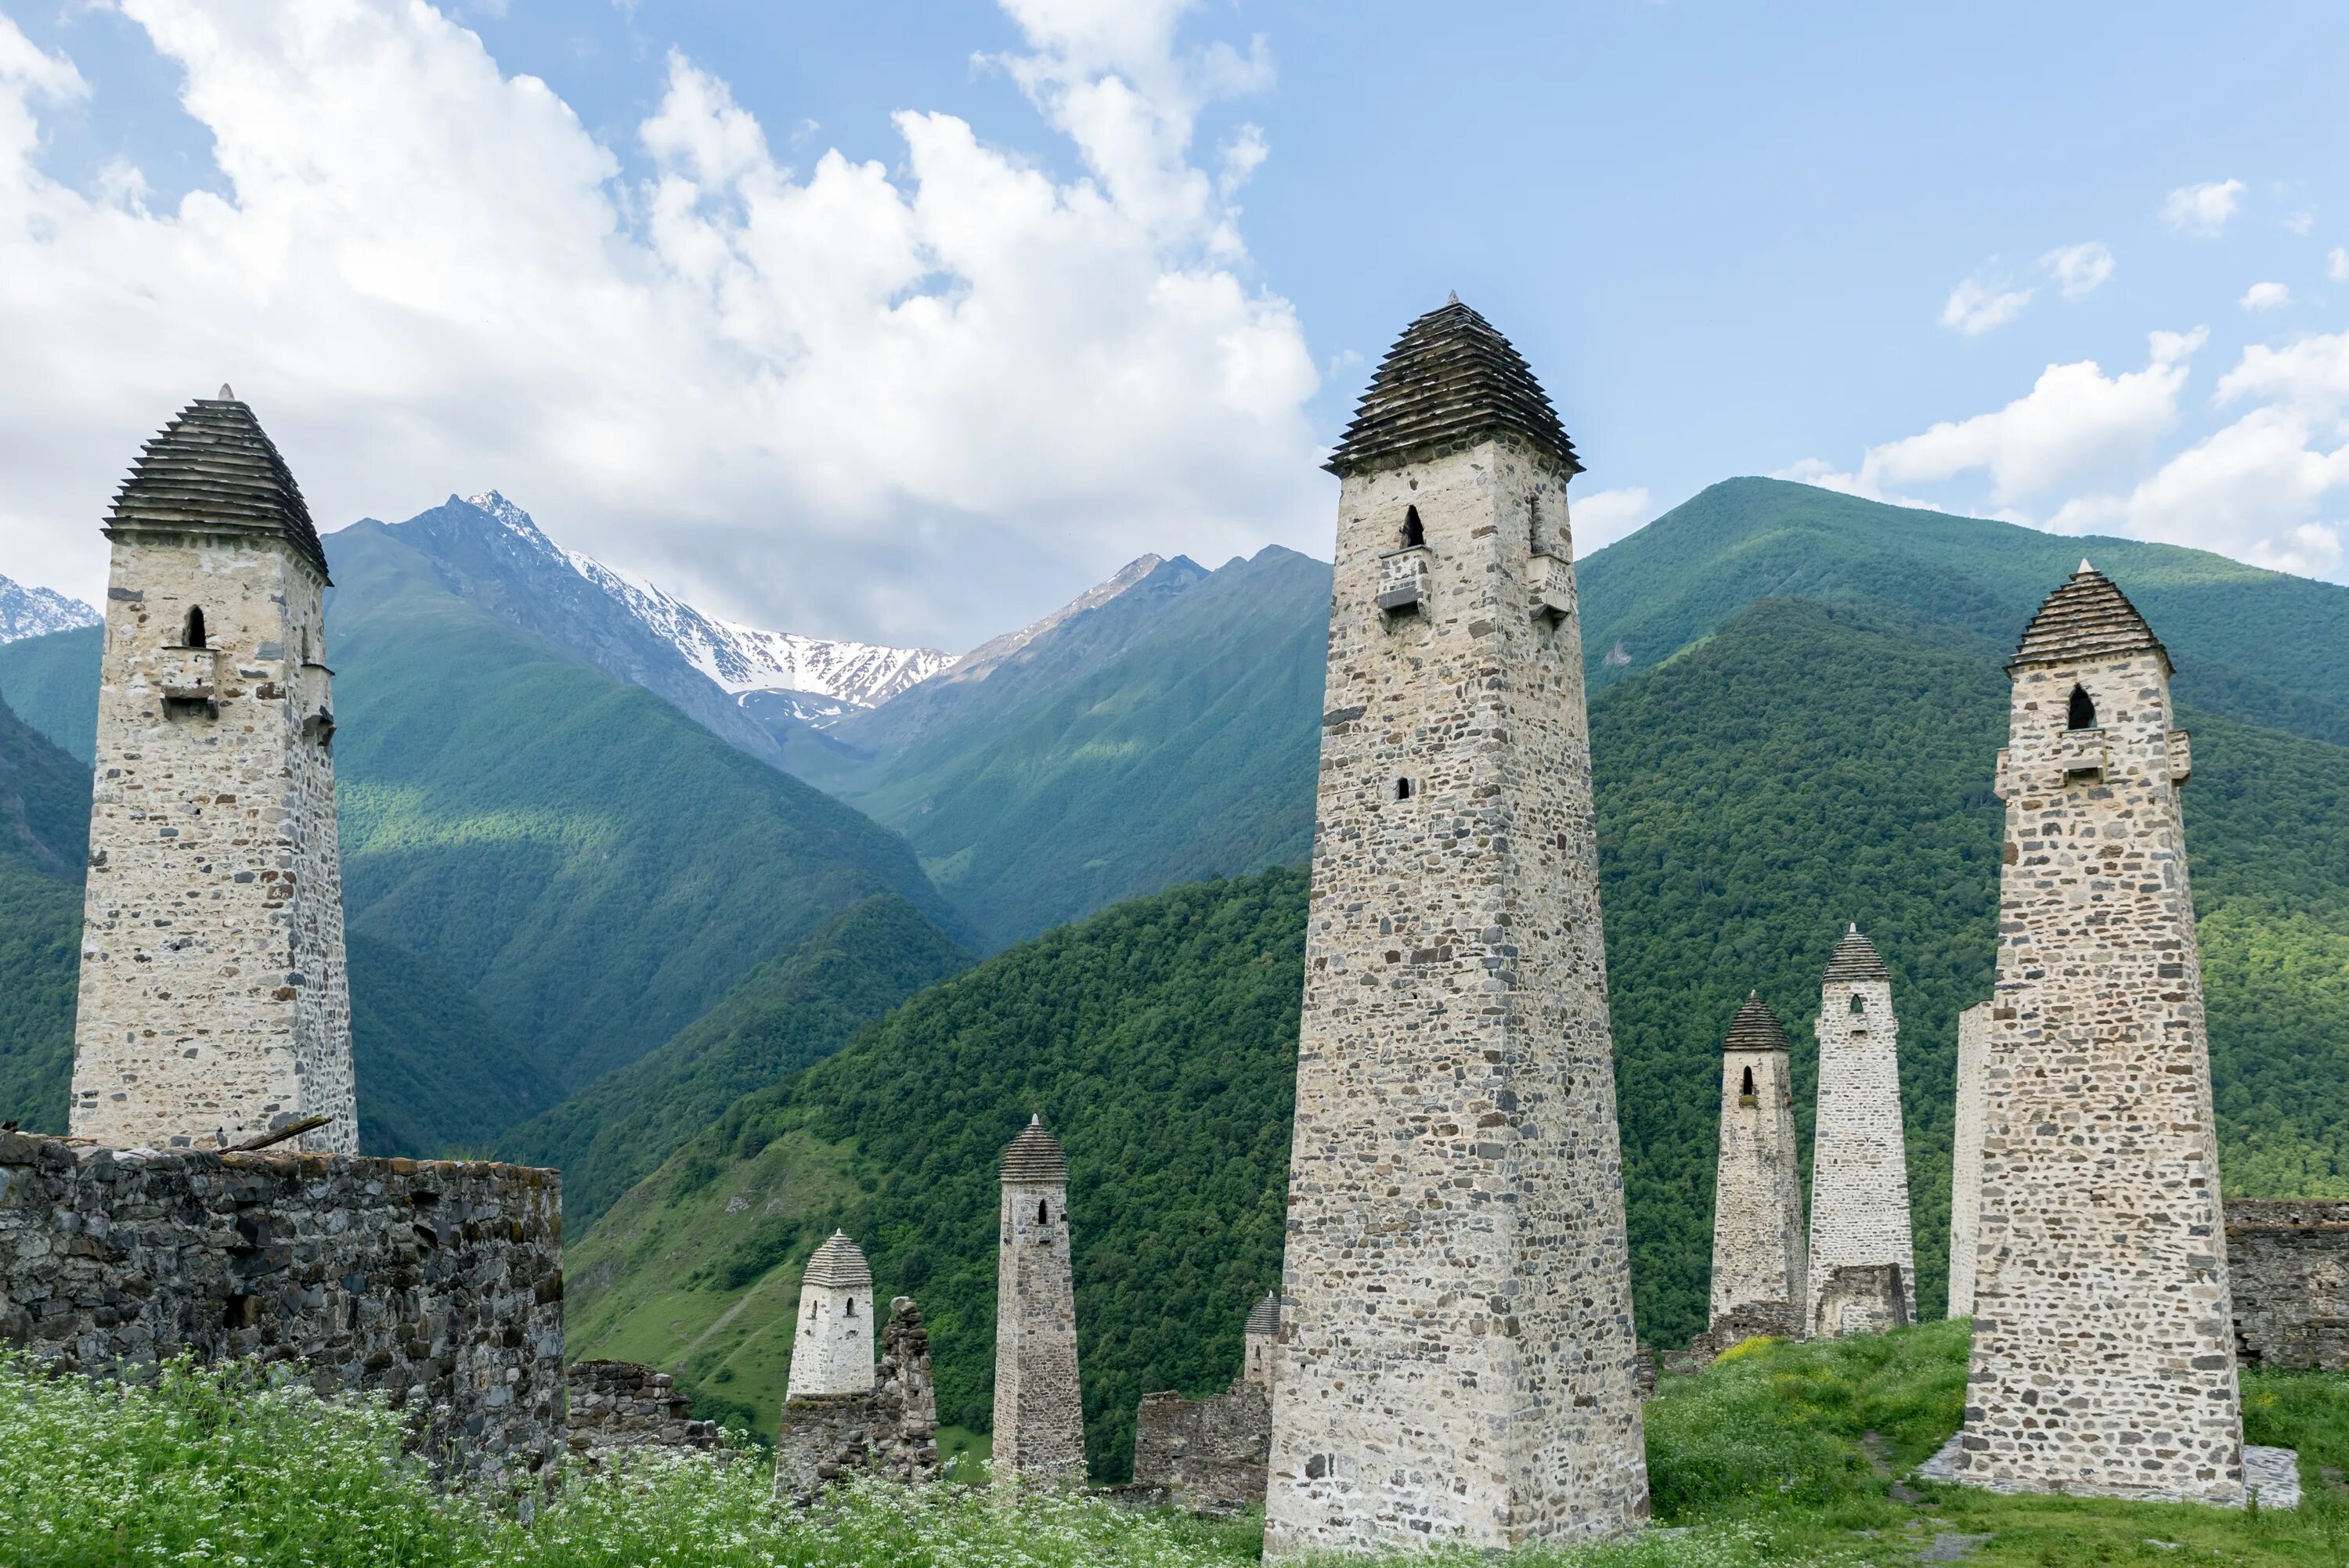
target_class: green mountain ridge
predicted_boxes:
[496,893,972,1228]
[568,591,2349,1478]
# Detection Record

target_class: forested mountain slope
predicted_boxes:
[570,595,2349,1476]
[497,894,971,1227]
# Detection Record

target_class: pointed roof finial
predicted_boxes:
[2079,557,2094,575]
[1446,290,1460,305]
[218,384,235,401]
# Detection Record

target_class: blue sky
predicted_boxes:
[2,1,2344,650]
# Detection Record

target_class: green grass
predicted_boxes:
[9,1336,2345,1568]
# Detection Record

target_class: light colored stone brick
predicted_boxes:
[1710,993,1805,1332]
[788,1231,876,1398]
[1947,1001,1991,1318]
[1806,926,1917,1332]
[994,1116,1085,1488]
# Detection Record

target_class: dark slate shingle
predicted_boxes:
[2010,561,2169,673]
[1326,297,1579,478]
[107,393,330,585]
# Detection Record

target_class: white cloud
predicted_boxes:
[1940,273,2033,335]
[2040,241,2114,299]
[2161,178,2245,237]
[0,0,1325,651]
[2329,247,2348,283]
[1569,486,1653,556]
[2285,211,2314,236]
[2242,280,2293,312]
[1793,331,2203,506]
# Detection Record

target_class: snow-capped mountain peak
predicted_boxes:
[454,492,951,719]
[0,574,100,644]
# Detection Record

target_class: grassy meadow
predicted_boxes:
[6,1327,2346,1568]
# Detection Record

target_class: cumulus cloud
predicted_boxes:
[1794,331,2203,506]
[2329,247,2348,283]
[2040,241,2114,299]
[1941,273,2033,336]
[0,0,1325,651]
[2161,178,2245,237]
[2242,280,2293,312]
[1568,487,1653,557]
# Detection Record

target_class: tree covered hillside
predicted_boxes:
[570,597,2349,1477]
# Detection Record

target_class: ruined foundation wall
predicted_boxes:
[1133,1381,1272,1516]
[0,1132,561,1483]
[566,1361,724,1458]
[774,1297,940,1501]
[2226,1200,2349,1371]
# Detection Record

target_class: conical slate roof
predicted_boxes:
[999,1113,1069,1184]
[1325,296,1580,478]
[1244,1292,1283,1336]
[803,1230,872,1290]
[2010,560,2169,674]
[107,391,331,585]
[1822,924,1891,984]
[1723,990,1792,1052]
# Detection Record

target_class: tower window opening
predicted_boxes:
[181,607,207,648]
[1401,506,1425,549]
[1037,1199,1049,1225]
[1739,1065,1755,1097]
[2067,685,2097,731]
[845,1297,856,1317]
[1528,493,1543,555]
[1849,994,1865,1015]
[1395,777,1413,801]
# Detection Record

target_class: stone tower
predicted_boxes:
[1946,1001,1991,1318]
[787,1231,875,1398]
[1265,297,1649,1555]
[1806,925,1917,1331]
[1953,562,2243,1502]
[70,390,355,1155]
[1243,1291,1281,1392]
[994,1114,1085,1487]
[1710,993,1806,1333]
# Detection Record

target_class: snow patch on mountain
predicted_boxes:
[461,492,951,718]
[0,574,100,644]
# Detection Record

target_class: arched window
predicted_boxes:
[1401,506,1425,549]
[1037,1199,1049,1226]
[1849,994,1865,1015]
[1395,777,1413,802]
[182,607,207,648]
[2067,685,2097,731]
[1739,1065,1755,1097]
[845,1297,856,1317]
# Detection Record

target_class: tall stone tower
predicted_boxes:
[1243,1291,1281,1392]
[1265,297,1649,1555]
[994,1115,1086,1488]
[1946,1001,1991,1318]
[1806,925,1917,1331]
[787,1231,875,1398]
[1710,993,1806,1332]
[1953,562,2243,1502]
[70,390,355,1155]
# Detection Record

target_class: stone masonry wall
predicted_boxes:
[1807,954,1917,1327]
[1947,1002,1990,1318]
[1958,606,2244,1504]
[1711,1032,1805,1328]
[1268,429,1648,1553]
[566,1360,723,1458]
[994,1170,1085,1487]
[72,532,355,1154]
[1814,1263,1910,1339]
[0,1132,561,1484]
[1132,1380,1272,1516]
[2226,1200,2349,1371]
[774,1297,940,1502]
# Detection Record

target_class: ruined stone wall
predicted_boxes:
[0,1132,561,1483]
[1132,1381,1271,1516]
[994,1169,1085,1487]
[1947,1002,1990,1318]
[1268,431,1648,1554]
[1957,619,2244,1504]
[72,532,354,1154]
[1813,1264,1909,1339]
[1807,964,1917,1328]
[775,1297,940,1502]
[2226,1200,2349,1371]
[1710,1041,1805,1328]
[566,1361,724,1458]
